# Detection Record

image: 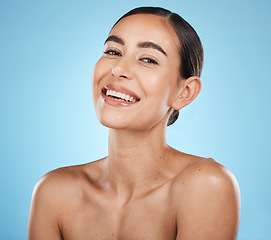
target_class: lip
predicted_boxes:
[104,84,140,100]
[101,84,141,107]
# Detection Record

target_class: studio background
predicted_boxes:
[1,0,270,239]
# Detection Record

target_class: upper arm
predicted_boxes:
[28,173,63,240]
[176,160,241,240]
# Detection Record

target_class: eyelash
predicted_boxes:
[139,58,158,65]
[103,49,158,65]
[103,50,121,56]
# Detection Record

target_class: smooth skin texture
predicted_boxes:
[28,14,240,240]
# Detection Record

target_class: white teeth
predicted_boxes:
[105,89,137,102]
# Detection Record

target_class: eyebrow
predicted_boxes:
[138,41,167,56]
[104,35,167,56]
[104,35,124,45]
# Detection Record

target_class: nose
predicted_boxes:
[111,55,134,80]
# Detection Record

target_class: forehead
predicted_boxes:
[110,14,180,53]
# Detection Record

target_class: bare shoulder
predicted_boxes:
[32,158,105,202]
[172,157,241,239]
[174,157,239,191]
[28,159,105,239]
[172,157,240,207]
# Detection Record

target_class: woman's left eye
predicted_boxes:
[103,50,121,56]
[140,58,158,65]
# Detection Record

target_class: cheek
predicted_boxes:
[92,58,108,97]
[140,69,176,105]
[92,58,105,84]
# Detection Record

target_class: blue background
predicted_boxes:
[1,0,270,239]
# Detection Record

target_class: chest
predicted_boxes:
[61,190,177,240]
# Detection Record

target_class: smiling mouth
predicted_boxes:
[102,87,141,103]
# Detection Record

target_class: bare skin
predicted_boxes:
[28,14,240,239]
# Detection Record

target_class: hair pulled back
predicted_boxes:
[112,7,204,126]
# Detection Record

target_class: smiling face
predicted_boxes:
[92,14,182,130]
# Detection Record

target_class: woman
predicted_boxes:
[28,7,240,240]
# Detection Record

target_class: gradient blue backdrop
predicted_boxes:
[1,0,270,239]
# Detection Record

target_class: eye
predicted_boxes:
[103,50,122,56]
[140,57,158,65]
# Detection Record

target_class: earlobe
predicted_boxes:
[171,76,202,110]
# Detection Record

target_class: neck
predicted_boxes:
[104,123,173,200]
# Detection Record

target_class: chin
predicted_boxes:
[94,101,169,131]
[96,112,128,129]
[97,113,165,131]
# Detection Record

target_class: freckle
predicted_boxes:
[112,233,114,236]
[198,168,201,171]
[182,182,184,184]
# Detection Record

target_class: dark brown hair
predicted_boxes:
[112,7,204,126]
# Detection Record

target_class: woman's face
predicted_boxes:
[92,14,181,130]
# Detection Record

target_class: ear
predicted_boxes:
[171,76,202,110]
